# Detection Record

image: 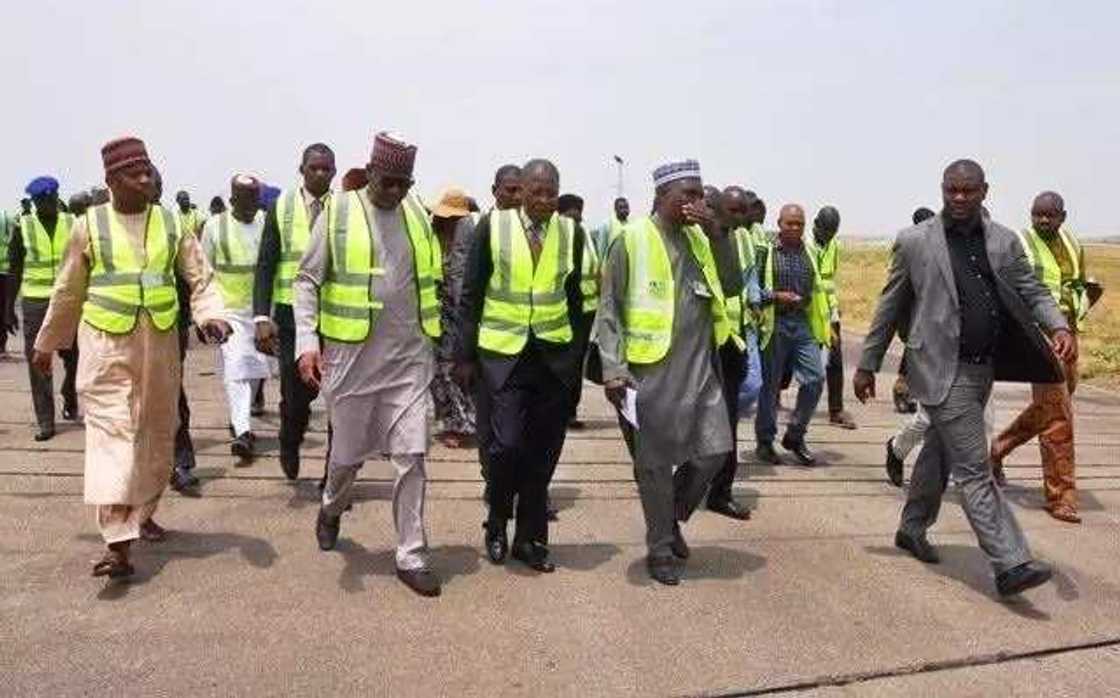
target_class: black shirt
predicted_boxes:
[943,214,1003,360]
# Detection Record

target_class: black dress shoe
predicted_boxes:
[170,469,201,496]
[280,447,300,480]
[996,561,1053,597]
[670,523,690,559]
[396,567,442,597]
[568,418,585,430]
[780,435,816,466]
[647,555,680,586]
[885,438,904,488]
[62,404,80,421]
[894,530,940,564]
[755,442,782,464]
[231,432,255,462]
[483,520,508,563]
[511,541,555,573]
[316,509,340,551]
[33,427,55,442]
[707,497,752,521]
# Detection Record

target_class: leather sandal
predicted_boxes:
[92,549,134,578]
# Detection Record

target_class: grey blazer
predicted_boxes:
[858,216,1068,406]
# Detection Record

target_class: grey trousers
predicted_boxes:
[636,452,726,558]
[22,298,78,430]
[899,363,1031,575]
[322,453,430,571]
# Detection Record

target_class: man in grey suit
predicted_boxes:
[854,159,1077,598]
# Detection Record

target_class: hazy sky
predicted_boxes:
[5,1,1118,236]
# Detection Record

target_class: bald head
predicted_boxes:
[1031,190,1067,237]
[777,204,806,247]
[721,186,752,228]
[522,158,559,186]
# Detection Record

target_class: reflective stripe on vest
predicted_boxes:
[622,217,737,365]
[274,188,328,306]
[19,212,74,298]
[758,242,831,350]
[726,226,757,332]
[82,204,180,334]
[1017,226,1087,326]
[318,192,440,343]
[809,236,840,316]
[580,229,600,314]
[478,210,574,354]
[213,212,259,311]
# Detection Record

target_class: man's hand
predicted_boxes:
[453,361,476,390]
[298,350,323,390]
[853,369,876,404]
[604,377,629,409]
[682,201,718,235]
[774,291,802,308]
[31,349,52,376]
[254,320,278,356]
[200,320,232,344]
[1050,329,1078,364]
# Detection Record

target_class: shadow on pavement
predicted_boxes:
[864,543,1075,620]
[85,530,279,601]
[624,546,767,587]
[503,543,622,577]
[334,542,481,592]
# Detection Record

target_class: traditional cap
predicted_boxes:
[342,167,369,192]
[430,186,471,218]
[369,131,416,178]
[230,173,261,192]
[101,137,151,176]
[652,159,702,188]
[25,176,60,197]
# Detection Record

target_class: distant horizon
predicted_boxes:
[3,1,1117,238]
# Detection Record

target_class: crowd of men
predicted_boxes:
[0,134,1096,599]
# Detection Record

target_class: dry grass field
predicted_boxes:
[838,241,1120,388]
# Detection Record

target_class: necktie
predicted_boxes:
[308,198,323,227]
[528,223,543,265]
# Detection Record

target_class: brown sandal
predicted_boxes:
[1048,506,1082,524]
[92,549,134,578]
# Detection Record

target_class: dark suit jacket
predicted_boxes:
[455,211,586,392]
[858,215,1067,406]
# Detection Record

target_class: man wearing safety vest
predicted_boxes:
[592,196,630,261]
[455,158,586,575]
[754,204,831,467]
[202,175,271,463]
[253,143,336,480]
[558,193,597,432]
[704,185,760,522]
[990,192,1089,524]
[295,132,443,598]
[10,176,80,441]
[596,159,737,585]
[174,190,205,237]
[808,206,858,430]
[31,137,230,579]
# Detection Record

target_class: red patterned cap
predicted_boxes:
[101,137,151,175]
[369,132,416,178]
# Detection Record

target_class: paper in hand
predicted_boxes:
[620,387,639,428]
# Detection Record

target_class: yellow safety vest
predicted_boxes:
[1017,226,1088,328]
[724,226,757,333]
[0,211,11,274]
[210,211,260,311]
[19,211,74,299]
[82,204,180,334]
[274,188,329,306]
[478,209,575,354]
[758,241,831,350]
[749,222,769,256]
[318,191,441,342]
[808,236,840,317]
[176,208,204,237]
[621,217,737,365]
[580,227,600,314]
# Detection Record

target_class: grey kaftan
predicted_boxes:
[293,190,434,464]
[596,215,732,467]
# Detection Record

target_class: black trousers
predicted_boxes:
[826,321,845,414]
[22,298,77,430]
[275,304,318,453]
[484,349,571,545]
[175,324,196,472]
[568,311,596,416]
[708,341,746,502]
